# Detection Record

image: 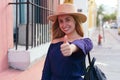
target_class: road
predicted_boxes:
[90,28,120,80]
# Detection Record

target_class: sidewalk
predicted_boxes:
[0,56,45,80]
[0,42,49,80]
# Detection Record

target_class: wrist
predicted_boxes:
[70,44,78,53]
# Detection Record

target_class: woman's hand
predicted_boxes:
[60,35,78,56]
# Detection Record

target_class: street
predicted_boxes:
[90,28,120,80]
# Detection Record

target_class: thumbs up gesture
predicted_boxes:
[60,35,73,56]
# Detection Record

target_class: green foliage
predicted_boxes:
[96,5,117,26]
[102,14,111,21]
[102,13,117,21]
[96,5,104,27]
[110,13,117,20]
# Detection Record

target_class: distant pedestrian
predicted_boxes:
[41,2,93,80]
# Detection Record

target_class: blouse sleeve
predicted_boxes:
[41,45,52,80]
[72,38,93,55]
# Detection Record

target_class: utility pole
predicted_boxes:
[117,0,119,25]
[117,0,120,35]
[98,14,103,45]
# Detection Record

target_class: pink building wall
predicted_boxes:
[0,0,61,79]
[0,0,14,72]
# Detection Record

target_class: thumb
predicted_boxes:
[64,35,68,43]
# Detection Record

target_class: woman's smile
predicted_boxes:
[62,26,70,32]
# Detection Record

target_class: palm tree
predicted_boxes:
[97,5,104,27]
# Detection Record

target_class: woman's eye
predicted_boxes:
[66,18,71,22]
[59,20,63,23]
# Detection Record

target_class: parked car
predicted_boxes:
[103,21,110,28]
[103,24,110,28]
[110,22,118,29]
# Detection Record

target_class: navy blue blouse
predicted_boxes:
[41,38,93,80]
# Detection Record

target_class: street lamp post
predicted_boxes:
[98,14,104,45]
[117,0,120,35]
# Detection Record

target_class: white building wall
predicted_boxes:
[60,0,64,3]
[74,0,89,37]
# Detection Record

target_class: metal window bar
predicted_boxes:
[26,0,29,50]
[15,0,18,50]
[31,0,34,48]
[9,0,54,50]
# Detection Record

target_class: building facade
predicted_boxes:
[0,0,60,80]
[0,0,14,72]
[87,0,97,37]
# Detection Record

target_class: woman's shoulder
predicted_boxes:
[72,37,92,42]
[83,38,92,42]
[72,37,93,46]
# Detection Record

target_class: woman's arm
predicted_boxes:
[72,38,93,55]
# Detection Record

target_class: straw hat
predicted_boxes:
[48,3,87,23]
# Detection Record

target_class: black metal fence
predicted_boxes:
[9,0,57,50]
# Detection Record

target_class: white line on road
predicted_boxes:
[95,61,108,66]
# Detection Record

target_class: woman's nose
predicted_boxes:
[62,21,67,27]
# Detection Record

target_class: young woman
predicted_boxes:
[41,3,93,80]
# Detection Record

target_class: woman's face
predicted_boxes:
[58,15,76,35]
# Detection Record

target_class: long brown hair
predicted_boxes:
[51,15,84,40]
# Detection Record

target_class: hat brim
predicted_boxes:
[48,13,87,23]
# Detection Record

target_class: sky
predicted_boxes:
[95,0,118,8]
[95,0,118,14]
